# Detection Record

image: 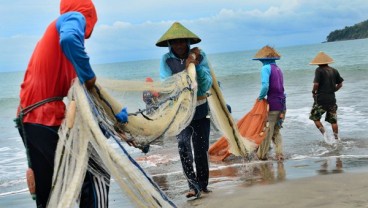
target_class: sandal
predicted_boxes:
[186,189,201,198]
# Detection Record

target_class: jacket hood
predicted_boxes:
[60,0,97,39]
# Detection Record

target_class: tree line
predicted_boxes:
[327,19,368,42]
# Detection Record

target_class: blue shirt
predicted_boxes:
[56,12,95,84]
[159,48,212,96]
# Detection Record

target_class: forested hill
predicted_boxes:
[326,19,368,42]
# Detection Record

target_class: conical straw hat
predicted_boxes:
[309,51,334,65]
[156,22,201,47]
[253,45,281,60]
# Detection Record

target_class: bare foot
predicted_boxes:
[186,189,201,198]
[276,153,284,161]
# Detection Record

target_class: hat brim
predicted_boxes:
[156,38,201,47]
[156,22,201,47]
[309,61,334,65]
[252,57,280,61]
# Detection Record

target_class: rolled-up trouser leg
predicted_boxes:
[257,111,280,159]
[272,124,283,155]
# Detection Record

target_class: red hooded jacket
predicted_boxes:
[18,0,97,126]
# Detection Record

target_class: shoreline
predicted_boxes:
[2,171,367,208]
[1,156,368,207]
[2,141,367,206]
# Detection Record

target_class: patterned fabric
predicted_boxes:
[309,102,338,124]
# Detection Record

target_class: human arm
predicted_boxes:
[193,50,213,95]
[258,65,271,100]
[335,82,343,92]
[159,54,173,80]
[312,68,321,97]
[57,12,96,90]
[335,69,344,92]
[312,82,319,99]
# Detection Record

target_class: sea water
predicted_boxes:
[1,39,368,206]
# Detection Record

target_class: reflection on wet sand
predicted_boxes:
[245,162,286,185]
[149,159,288,202]
[142,154,368,208]
[209,160,286,187]
[317,157,343,175]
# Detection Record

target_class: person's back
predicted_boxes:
[267,62,285,111]
[313,65,342,108]
[19,19,76,125]
[309,52,344,141]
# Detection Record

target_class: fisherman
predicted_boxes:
[253,45,286,161]
[15,0,125,207]
[309,51,344,140]
[156,22,213,198]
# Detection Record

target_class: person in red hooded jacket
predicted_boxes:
[15,0,114,207]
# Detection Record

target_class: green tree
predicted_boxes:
[326,19,368,42]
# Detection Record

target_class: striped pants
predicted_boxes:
[80,164,110,208]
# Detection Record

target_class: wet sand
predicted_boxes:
[2,143,368,208]
[136,142,368,208]
[4,135,366,208]
[185,172,368,208]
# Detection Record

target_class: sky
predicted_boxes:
[1,0,368,72]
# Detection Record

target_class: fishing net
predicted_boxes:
[46,61,257,207]
[207,64,257,158]
[209,99,269,161]
[48,65,197,208]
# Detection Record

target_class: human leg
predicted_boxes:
[19,123,59,208]
[272,126,284,161]
[272,111,284,160]
[191,117,210,191]
[326,104,339,140]
[257,112,277,160]
[331,123,340,140]
[310,102,326,135]
[177,126,200,196]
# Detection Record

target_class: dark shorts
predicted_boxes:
[309,102,338,124]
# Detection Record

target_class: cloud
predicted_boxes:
[1,0,368,72]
